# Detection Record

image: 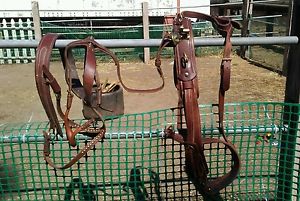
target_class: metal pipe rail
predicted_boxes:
[0,126,281,143]
[0,36,298,48]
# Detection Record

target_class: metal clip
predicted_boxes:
[181,53,189,69]
[171,33,180,45]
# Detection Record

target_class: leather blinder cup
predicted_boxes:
[82,84,124,120]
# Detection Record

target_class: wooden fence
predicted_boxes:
[0,18,35,64]
[0,0,290,67]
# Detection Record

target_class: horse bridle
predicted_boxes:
[35,34,120,169]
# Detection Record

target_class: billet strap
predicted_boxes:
[171,16,207,180]
[218,24,234,143]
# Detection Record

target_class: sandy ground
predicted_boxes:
[0,55,288,201]
[0,55,286,124]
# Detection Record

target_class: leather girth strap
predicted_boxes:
[161,12,241,195]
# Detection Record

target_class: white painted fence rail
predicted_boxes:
[0,18,35,64]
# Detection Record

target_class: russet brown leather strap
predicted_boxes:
[43,126,105,169]
[36,33,168,169]
[161,12,241,195]
[36,35,114,169]
[35,33,64,138]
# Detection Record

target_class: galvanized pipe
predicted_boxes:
[0,36,298,48]
[0,126,280,143]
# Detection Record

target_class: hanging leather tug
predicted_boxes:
[157,12,241,195]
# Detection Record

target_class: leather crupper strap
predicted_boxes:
[161,12,241,194]
[35,34,116,169]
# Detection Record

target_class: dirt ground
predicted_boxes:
[0,55,286,124]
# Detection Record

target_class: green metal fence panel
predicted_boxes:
[0,102,299,200]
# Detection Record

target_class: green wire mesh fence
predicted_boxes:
[0,102,299,200]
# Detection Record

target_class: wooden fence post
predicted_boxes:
[240,0,252,58]
[31,1,42,41]
[142,2,150,64]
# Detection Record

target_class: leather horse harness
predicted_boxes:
[35,33,164,169]
[35,11,240,194]
[157,11,241,195]
[35,34,120,169]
